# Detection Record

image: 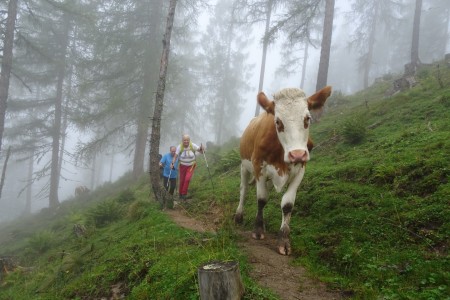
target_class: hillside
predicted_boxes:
[0,62,449,299]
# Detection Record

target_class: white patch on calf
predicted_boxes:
[241,159,253,174]
[280,165,305,209]
[266,164,289,192]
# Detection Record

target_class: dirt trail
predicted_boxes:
[165,205,342,300]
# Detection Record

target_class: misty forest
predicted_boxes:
[0,0,449,299]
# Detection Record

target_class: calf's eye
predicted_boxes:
[303,116,311,129]
[275,118,284,132]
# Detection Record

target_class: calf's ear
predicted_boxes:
[307,86,332,111]
[257,92,275,114]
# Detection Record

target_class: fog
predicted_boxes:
[0,0,449,223]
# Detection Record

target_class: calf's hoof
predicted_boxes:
[277,238,291,255]
[252,229,265,240]
[234,213,243,224]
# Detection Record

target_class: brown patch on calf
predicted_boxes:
[282,203,293,215]
[253,199,267,239]
[240,113,288,180]
[307,137,314,152]
[275,117,284,132]
[303,116,310,129]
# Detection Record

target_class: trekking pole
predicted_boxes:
[167,168,172,189]
[201,144,215,191]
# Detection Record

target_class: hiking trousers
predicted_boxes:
[179,164,195,196]
[163,176,177,195]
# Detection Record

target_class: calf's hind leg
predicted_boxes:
[234,163,250,224]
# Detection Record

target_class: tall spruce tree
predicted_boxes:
[315,0,334,91]
[199,0,250,143]
[410,0,423,68]
[149,0,177,202]
[0,0,18,153]
[73,0,165,180]
[234,0,286,116]
[347,0,403,89]
[9,0,82,208]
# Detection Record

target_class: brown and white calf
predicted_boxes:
[235,86,332,255]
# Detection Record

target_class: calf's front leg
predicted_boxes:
[252,178,268,240]
[278,202,293,255]
[277,166,305,255]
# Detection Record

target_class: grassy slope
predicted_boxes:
[1,63,449,299]
[292,67,450,299]
[190,64,449,299]
[0,177,277,299]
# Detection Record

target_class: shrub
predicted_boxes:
[342,115,367,144]
[126,200,150,221]
[86,200,123,227]
[216,149,241,172]
[417,68,430,80]
[27,230,54,253]
[117,188,135,203]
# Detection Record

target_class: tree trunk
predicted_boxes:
[0,146,11,200]
[133,66,155,179]
[198,261,244,300]
[410,0,422,67]
[442,4,449,55]
[95,153,103,187]
[49,15,71,208]
[58,65,72,179]
[216,6,236,143]
[133,111,149,179]
[132,0,163,180]
[0,0,18,153]
[90,152,96,190]
[109,153,114,182]
[149,0,177,202]
[254,0,273,117]
[300,42,309,89]
[316,0,335,91]
[363,2,379,89]
[25,150,34,215]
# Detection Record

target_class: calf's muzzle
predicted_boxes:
[288,150,308,163]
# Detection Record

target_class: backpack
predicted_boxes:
[179,142,195,157]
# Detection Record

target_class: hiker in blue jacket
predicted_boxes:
[159,146,179,196]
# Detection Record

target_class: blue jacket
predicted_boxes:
[160,153,178,178]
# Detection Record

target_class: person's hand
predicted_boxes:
[159,162,163,169]
[170,163,174,169]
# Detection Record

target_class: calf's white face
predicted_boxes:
[272,88,311,163]
[257,86,331,164]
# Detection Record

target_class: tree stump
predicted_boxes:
[198,260,244,300]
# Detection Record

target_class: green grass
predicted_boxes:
[0,178,277,299]
[1,62,449,299]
